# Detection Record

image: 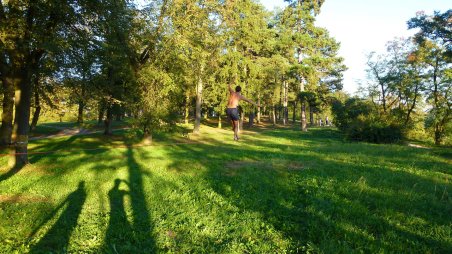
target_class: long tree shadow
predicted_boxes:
[0,163,25,183]
[29,181,86,253]
[105,178,134,253]
[110,145,155,253]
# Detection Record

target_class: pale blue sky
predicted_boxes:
[260,0,451,93]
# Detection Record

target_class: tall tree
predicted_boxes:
[408,10,451,145]
[0,0,88,165]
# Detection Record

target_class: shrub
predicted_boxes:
[332,98,405,143]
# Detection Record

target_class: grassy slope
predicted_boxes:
[0,124,451,253]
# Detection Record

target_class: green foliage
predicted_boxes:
[332,98,405,143]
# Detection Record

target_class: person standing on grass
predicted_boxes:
[226,83,259,141]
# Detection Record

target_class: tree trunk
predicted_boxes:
[218,114,222,128]
[292,100,297,124]
[98,102,105,124]
[193,68,203,134]
[104,106,113,135]
[309,105,314,126]
[433,58,441,145]
[77,83,86,123]
[257,95,261,123]
[203,108,208,120]
[272,104,276,126]
[248,112,254,128]
[301,101,307,131]
[239,111,244,132]
[30,91,41,132]
[283,80,288,125]
[14,71,33,167]
[0,77,15,146]
[300,81,307,131]
[184,94,190,125]
[77,101,85,124]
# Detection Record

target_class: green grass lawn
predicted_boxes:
[0,124,451,253]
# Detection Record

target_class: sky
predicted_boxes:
[260,0,451,94]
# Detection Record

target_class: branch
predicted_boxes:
[139,0,169,65]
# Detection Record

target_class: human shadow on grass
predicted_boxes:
[29,181,86,253]
[163,131,451,253]
[103,146,156,253]
[105,178,134,253]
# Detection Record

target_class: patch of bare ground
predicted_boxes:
[0,194,52,203]
[408,143,431,149]
[224,160,305,176]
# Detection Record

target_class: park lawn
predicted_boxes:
[0,124,451,253]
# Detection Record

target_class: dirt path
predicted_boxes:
[29,127,130,141]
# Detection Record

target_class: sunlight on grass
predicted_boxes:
[0,125,450,253]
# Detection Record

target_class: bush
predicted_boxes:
[332,98,405,143]
[347,118,404,143]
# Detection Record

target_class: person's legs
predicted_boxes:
[230,119,235,140]
[233,120,239,140]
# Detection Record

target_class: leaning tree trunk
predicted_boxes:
[193,73,203,134]
[0,77,15,146]
[30,91,41,132]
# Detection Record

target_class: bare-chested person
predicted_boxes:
[227,83,259,141]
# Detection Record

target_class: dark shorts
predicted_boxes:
[226,108,240,121]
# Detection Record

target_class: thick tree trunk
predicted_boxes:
[0,77,15,146]
[14,71,33,167]
[301,101,307,131]
[77,101,85,124]
[30,92,41,132]
[193,75,203,134]
[248,112,254,128]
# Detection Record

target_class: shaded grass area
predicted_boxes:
[0,125,451,253]
[29,120,131,138]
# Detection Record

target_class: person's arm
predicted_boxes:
[228,83,234,93]
[240,95,260,107]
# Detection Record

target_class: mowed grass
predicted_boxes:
[0,123,451,253]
